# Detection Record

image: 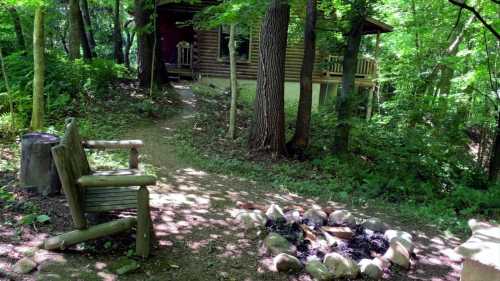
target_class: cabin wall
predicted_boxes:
[196,27,326,82]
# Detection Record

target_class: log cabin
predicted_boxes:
[157,0,393,103]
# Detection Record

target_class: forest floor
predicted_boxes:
[0,83,465,281]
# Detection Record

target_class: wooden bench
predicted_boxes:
[44,118,156,258]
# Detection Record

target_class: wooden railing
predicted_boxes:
[324,55,376,77]
[177,41,192,67]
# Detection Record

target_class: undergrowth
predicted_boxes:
[172,82,499,236]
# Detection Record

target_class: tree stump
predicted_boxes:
[20,133,61,196]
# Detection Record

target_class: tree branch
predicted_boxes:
[448,0,500,40]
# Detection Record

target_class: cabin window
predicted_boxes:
[218,25,251,62]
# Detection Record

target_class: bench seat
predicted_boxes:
[85,186,139,212]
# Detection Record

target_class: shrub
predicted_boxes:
[0,51,128,129]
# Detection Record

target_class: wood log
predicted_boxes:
[77,175,156,188]
[44,217,136,250]
[136,186,151,258]
[20,133,61,196]
[83,140,144,149]
[300,224,317,241]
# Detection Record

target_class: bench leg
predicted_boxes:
[136,186,151,258]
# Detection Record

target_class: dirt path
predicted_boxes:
[3,84,464,281]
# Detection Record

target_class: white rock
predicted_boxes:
[362,218,387,233]
[266,204,286,222]
[13,257,37,274]
[384,230,414,253]
[235,210,267,229]
[284,210,302,224]
[274,253,303,273]
[359,258,383,279]
[303,208,327,226]
[305,260,334,281]
[323,252,359,278]
[264,233,296,255]
[384,240,411,269]
[328,210,356,225]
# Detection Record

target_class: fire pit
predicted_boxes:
[235,204,415,280]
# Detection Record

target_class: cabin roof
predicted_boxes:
[157,0,394,35]
[362,17,393,34]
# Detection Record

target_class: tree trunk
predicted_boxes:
[135,0,153,87]
[0,48,15,131]
[113,0,125,64]
[68,0,81,60]
[436,14,475,97]
[124,20,135,68]
[78,5,92,61]
[248,0,290,156]
[9,7,26,50]
[228,24,238,139]
[80,0,96,56]
[333,2,366,154]
[31,7,45,131]
[125,32,135,68]
[288,0,317,156]
[489,111,500,182]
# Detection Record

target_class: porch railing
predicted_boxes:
[177,41,192,67]
[325,55,376,77]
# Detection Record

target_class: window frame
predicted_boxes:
[217,25,252,63]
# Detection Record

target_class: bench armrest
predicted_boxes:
[78,175,156,188]
[82,140,144,149]
[82,140,144,169]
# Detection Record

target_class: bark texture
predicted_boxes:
[9,7,26,50]
[80,0,96,56]
[333,1,367,154]
[489,111,500,182]
[436,14,475,97]
[68,0,82,60]
[288,0,317,157]
[228,24,238,139]
[31,7,45,131]
[124,20,136,68]
[113,0,125,64]
[135,0,153,87]
[249,0,290,156]
[78,4,92,60]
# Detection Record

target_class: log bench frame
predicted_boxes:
[47,118,155,258]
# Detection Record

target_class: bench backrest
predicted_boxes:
[51,118,90,229]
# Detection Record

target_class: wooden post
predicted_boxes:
[328,83,338,100]
[366,31,381,121]
[136,186,151,258]
[318,83,327,107]
[129,147,139,169]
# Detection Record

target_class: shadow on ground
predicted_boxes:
[1,84,464,281]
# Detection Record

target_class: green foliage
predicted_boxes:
[178,81,498,235]
[0,51,128,130]
[20,213,50,225]
[0,186,15,202]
